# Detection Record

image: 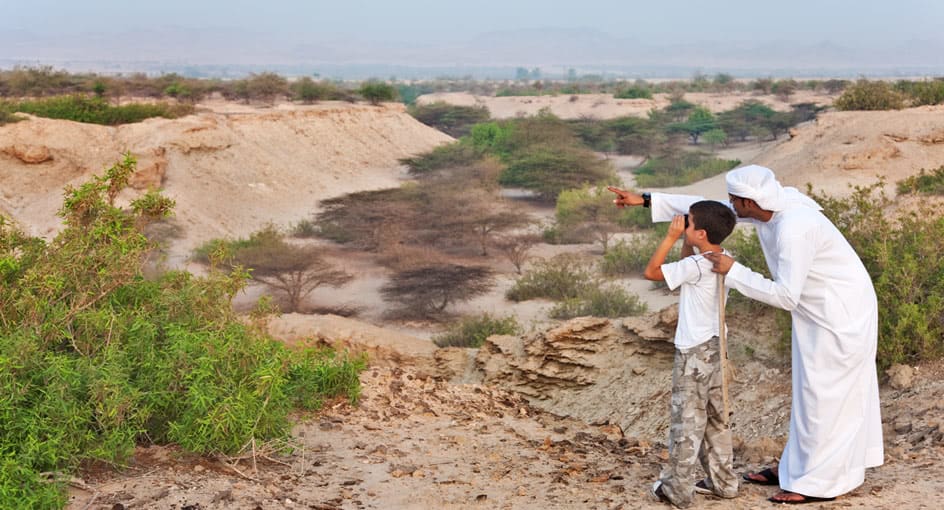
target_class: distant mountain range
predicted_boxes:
[3,27,943,79]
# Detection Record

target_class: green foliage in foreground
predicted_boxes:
[896,166,944,195]
[506,254,595,302]
[4,95,193,125]
[810,182,944,369]
[433,313,521,348]
[0,156,365,507]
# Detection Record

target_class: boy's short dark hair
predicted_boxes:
[689,201,736,244]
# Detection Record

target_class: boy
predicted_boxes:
[643,200,739,508]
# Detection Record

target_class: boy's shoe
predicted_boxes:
[694,478,738,499]
[694,479,713,495]
[651,480,670,503]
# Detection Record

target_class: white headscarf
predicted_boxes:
[726,165,821,212]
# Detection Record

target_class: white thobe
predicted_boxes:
[651,193,883,498]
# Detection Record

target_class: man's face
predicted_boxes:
[728,194,749,218]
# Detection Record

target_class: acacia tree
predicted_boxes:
[555,185,631,253]
[229,227,353,312]
[380,264,493,319]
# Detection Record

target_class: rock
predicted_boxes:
[886,363,915,390]
[1,144,53,164]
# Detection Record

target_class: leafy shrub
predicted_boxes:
[896,166,944,195]
[408,101,490,137]
[614,86,653,99]
[291,77,341,103]
[5,95,193,125]
[433,313,521,348]
[634,154,740,188]
[399,141,483,174]
[506,254,594,302]
[600,233,679,276]
[499,144,617,202]
[358,81,398,104]
[0,156,366,504]
[833,80,905,111]
[550,285,647,319]
[905,80,944,106]
[809,183,944,368]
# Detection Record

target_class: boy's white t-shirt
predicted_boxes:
[660,249,729,350]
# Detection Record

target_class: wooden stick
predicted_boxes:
[717,273,731,425]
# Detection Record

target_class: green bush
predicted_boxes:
[358,80,398,104]
[399,141,483,174]
[614,86,653,99]
[600,234,678,276]
[905,80,944,106]
[550,285,647,319]
[809,183,944,368]
[5,95,193,125]
[896,166,944,195]
[0,156,366,504]
[634,155,740,188]
[408,101,490,137]
[833,80,906,111]
[433,313,521,348]
[506,254,594,302]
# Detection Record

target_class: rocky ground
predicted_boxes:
[65,313,944,510]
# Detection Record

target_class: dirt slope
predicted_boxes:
[0,101,452,264]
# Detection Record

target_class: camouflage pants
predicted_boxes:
[659,337,738,508]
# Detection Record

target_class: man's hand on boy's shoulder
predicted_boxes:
[704,251,735,274]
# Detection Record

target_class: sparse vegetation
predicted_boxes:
[433,313,521,347]
[358,80,398,104]
[549,285,647,319]
[506,254,594,302]
[3,95,193,125]
[896,165,944,195]
[633,154,740,188]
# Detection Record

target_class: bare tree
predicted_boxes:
[494,233,541,274]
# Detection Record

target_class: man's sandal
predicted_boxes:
[742,467,779,486]
[768,491,836,504]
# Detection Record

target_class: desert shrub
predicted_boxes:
[833,80,905,111]
[600,233,679,276]
[400,141,483,174]
[0,105,24,125]
[809,183,944,368]
[0,156,365,505]
[408,101,490,137]
[506,254,594,302]
[6,95,193,125]
[896,166,944,195]
[555,185,640,253]
[634,154,740,188]
[292,218,319,237]
[358,80,398,104]
[433,313,521,348]
[291,77,342,103]
[614,85,653,99]
[904,80,944,106]
[550,285,647,319]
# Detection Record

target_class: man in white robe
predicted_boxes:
[609,165,883,503]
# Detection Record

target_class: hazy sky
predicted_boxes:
[4,0,943,47]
